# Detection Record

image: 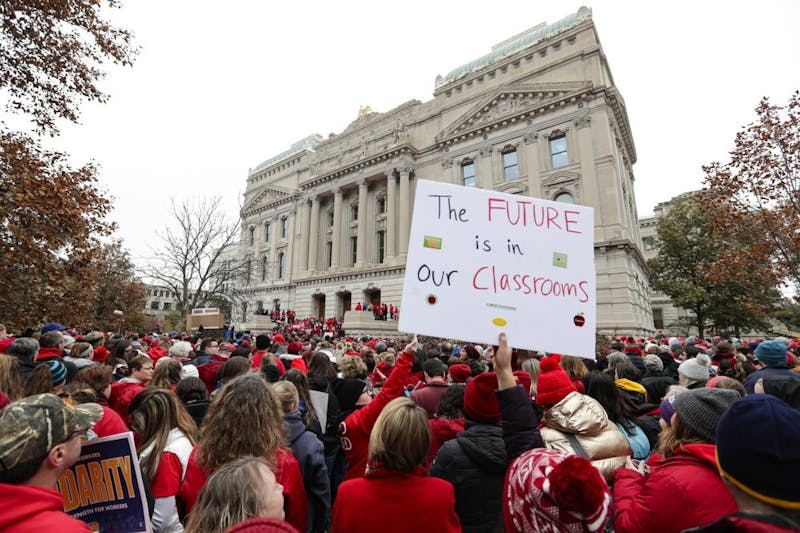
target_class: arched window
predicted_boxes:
[263,221,270,241]
[260,256,268,281]
[248,226,255,245]
[280,217,288,238]
[278,252,285,279]
[554,191,575,204]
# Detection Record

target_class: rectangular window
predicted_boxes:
[249,227,255,245]
[503,150,519,180]
[462,161,476,187]
[264,222,270,242]
[326,242,333,268]
[162,302,171,311]
[550,135,568,168]
[150,301,159,310]
[278,253,285,279]
[377,231,385,263]
[653,308,664,330]
[351,236,357,265]
[281,217,288,238]
[260,256,268,281]
[351,205,358,221]
[378,197,386,214]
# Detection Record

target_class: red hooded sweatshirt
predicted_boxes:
[0,483,91,532]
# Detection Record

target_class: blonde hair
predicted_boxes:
[186,456,278,533]
[560,355,589,381]
[657,412,706,457]
[340,355,368,379]
[368,397,430,472]
[272,381,299,415]
[521,358,540,396]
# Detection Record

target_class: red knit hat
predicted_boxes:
[504,448,611,533]
[464,371,532,422]
[271,334,286,345]
[463,372,501,423]
[536,357,577,406]
[448,363,472,384]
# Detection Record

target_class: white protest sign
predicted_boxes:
[398,180,596,357]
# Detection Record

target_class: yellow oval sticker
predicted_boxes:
[492,317,507,327]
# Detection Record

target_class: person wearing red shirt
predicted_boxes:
[179,375,307,533]
[0,394,103,533]
[333,397,460,533]
[129,389,197,533]
[339,336,416,481]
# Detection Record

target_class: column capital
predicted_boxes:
[383,168,396,178]
[574,115,591,129]
[357,178,368,188]
[398,167,413,177]
[333,187,343,197]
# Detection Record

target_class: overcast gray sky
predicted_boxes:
[42,1,800,267]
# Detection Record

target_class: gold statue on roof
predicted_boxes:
[358,105,372,117]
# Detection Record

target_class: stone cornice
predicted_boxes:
[241,190,302,218]
[434,16,592,96]
[602,88,637,164]
[294,265,406,286]
[299,145,417,191]
[436,83,593,147]
[595,239,649,275]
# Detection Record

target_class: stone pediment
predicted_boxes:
[437,82,592,144]
[242,185,296,214]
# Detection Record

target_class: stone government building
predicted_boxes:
[235,6,654,336]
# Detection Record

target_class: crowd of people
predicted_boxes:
[0,319,798,532]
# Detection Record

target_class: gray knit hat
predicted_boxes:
[678,353,711,382]
[673,388,739,442]
[643,354,663,372]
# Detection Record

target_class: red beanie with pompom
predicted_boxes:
[536,356,577,406]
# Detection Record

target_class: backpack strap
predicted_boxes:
[565,432,590,459]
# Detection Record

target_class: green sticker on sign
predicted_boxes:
[553,252,568,268]
[423,236,442,250]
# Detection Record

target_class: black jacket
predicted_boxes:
[285,413,331,533]
[430,422,508,533]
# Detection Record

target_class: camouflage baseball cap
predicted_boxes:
[0,393,103,472]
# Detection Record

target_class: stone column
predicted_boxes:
[398,168,411,258]
[523,133,542,198]
[308,195,320,272]
[299,198,310,272]
[331,187,342,269]
[575,116,600,239]
[385,169,397,262]
[269,215,278,278]
[356,179,368,266]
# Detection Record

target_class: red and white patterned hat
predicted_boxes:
[503,448,611,533]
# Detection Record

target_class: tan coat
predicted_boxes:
[540,391,632,481]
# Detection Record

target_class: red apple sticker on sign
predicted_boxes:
[573,313,585,327]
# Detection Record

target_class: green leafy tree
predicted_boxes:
[647,196,781,338]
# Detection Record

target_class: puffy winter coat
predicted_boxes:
[540,391,632,481]
[430,422,508,533]
[614,443,737,533]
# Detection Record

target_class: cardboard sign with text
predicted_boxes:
[57,432,152,533]
[398,180,596,357]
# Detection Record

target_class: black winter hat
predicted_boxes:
[716,394,800,510]
[673,388,739,442]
